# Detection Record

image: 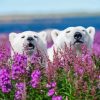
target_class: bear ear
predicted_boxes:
[9,32,17,43]
[87,27,95,40]
[51,29,60,42]
[38,31,47,44]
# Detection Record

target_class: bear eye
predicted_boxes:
[21,36,25,38]
[66,30,70,33]
[34,35,38,38]
[82,30,85,32]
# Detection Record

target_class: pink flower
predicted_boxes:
[0,68,12,93]
[52,96,62,100]
[46,82,56,88]
[31,69,41,88]
[51,82,56,88]
[46,83,51,88]
[48,88,55,96]
[15,82,25,100]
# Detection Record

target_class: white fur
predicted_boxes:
[48,26,95,61]
[39,29,60,48]
[43,29,53,46]
[9,31,47,67]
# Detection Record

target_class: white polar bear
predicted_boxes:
[39,29,60,48]
[43,29,53,48]
[9,31,47,67]
[48,26,95,61]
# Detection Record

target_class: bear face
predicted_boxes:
[9,31,47,57]
[52,26,95,51]
[48,26,95,61]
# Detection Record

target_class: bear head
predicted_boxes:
[51,26,95,53]
[9,31,47,56]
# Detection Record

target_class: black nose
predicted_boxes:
[27,37,33,41]
[74,32,82,40]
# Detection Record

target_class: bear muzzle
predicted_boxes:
[24,42,35,51]
[28,43,35,49]
[25,37,35,50]
[74,32,84,44]
[27,37,34,41]
[74,32,82,40]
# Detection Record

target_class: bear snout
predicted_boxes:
[74,32,82,40]
[27,37,34,41]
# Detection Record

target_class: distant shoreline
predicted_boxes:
[0,12,100,22]
[0,16,100,33]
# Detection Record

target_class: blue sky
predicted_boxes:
[0,0,100,15]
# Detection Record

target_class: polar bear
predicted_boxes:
[9,31,47,67]
[43,29,53,48]
[39,29,60,48]
[48,26,95,61]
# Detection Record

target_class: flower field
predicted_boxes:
[0,31,100,100]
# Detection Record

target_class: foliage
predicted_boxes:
[0,33,100,100]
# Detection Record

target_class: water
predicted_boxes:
[0,16,100,34]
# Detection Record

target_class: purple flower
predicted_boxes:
[93,43,100,57]
[99,75,100,79]
[15,90,22,100]
[48,88,55,96]
[74,64,84,76]
[12,54,27,80]
[31,52,42,65]
[51,82,56,88]
[15,82,24,100]
[15,82,24,91]
[0,68,12,93]
[46,83,51,88]
[31,69,41,88]
[46,82,56,88]
[82,53,93,65]
[0,44,10,67]
[77,67,84,75]
[52,96,62,100]
[31,69,41,78]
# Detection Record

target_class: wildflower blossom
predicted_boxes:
[15,82,25,100]
[0,33,100,99]
[31,53,42,64]
[52,96,62,100]
[74,64,84,76]
[31,69,41,88]
[12,54,27,80]
[46,82,56,88]
[93,43,100,57]
[0,46,10,68]
[46,83,51,88]
[48,88,55,96]
[0,68,12,93]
